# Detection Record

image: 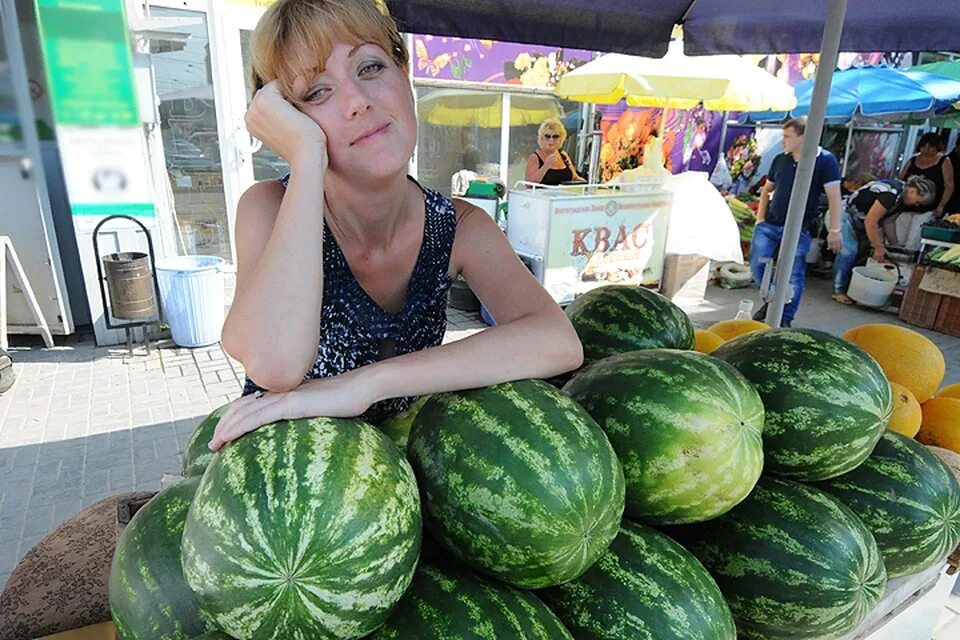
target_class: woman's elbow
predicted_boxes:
[554,321,584,373]
[242,359,305,393]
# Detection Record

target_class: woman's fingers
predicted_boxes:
[208,392,286,451]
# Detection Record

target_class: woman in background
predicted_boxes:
[525,118,584,185]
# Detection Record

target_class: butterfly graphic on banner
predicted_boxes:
[415,39,451,76]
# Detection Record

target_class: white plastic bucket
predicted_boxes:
[155,256,225,347]
[847,264,897,308]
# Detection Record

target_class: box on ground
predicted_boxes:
[900,266,960,336]
[660,254,711,304]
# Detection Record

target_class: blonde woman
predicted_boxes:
[210,0,582,448]
[525,118,584,185]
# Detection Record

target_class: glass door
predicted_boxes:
[218,4,288,203]
[149,2,233,261]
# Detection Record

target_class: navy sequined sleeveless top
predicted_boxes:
[242,176,457,424]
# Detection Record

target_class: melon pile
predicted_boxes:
[108,286,960,640]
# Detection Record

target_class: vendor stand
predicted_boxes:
[507,179,671,304]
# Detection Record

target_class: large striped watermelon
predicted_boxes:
[109,476,208,640]
[539,521,736,640]
[816,431,960,578]
[564,285,694,365]
[564,349,764,524]
[408,380,625,589]
[371,561,573,639]
[181,417,421,640]
[181,404,228,476]
[670,477,886,640]
[713,328,892,481]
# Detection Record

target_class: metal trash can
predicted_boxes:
[155,256,225,348]
[101,252,157,320]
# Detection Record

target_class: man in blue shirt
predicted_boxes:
[752,118,843,326]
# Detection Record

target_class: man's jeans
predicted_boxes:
[833,209,864,295]
[749,221,812,325]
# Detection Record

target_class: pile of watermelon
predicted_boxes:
[109,284,960,640]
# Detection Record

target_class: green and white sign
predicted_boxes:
[34,0,138,127]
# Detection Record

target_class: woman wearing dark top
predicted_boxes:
[210,0,582,448]
[832,176,935,304]
[525,117,584,185]
[899,132,954,218]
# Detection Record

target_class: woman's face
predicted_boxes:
[903,186,922,207]
[540,129,564,153]
[919,143,940,158]
[293,41,416,180]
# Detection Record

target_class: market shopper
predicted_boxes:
[899,132,954,219]
[211,0,583,449]
[525,118,585,185]
[751,117,843,327]
[831,176,937,304]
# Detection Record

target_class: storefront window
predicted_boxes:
[239,30,290,181]
[416,86,502,195]
[151,6,231,261]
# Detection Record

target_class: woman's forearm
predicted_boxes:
[222,164,326,390]
[359,309,583,404]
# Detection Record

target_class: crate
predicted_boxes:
[921,224,960,243]
[660,254,710,304]
[899,267,941,329]
[935,293,960,337]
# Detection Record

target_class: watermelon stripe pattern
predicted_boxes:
[671,477,886,640]
[181,418,421,640]
[564,350,764,524]
[713,329,892,481]
[182,404,228,477]
[110,476,208,640]
[816,431,960,578]
[408,380,625,589]
[371,561,573,639]
[539,521,736,640]
[564,285,695,364]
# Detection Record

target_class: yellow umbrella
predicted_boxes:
[417,89,564,127]
[554,41,796,116]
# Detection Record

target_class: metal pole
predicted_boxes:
[766,0,848,327]
[719,111,730,156]
[842,118,854,177]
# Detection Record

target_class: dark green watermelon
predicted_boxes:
[816,430,960,578]
[109,476,208,640]
[377,395,430,450]
[181,417,422,639]
[670,477,886,640]
[564,349,764,524]
[181,404,228,476]
[712,328,892,481]
[408,380,625,589]
[539,521,736,640]
[370,561,573,639]
[564,285,695,364]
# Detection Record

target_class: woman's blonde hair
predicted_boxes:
[250,0,408,104]
[538,118,567,143]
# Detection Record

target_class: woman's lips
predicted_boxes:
[351,123,389,145]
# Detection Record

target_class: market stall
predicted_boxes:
[506,179,672,304]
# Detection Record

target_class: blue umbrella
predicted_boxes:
[748,66,960,122]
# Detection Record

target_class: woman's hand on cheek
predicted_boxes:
[245,80,328,170]
[207,371,379,451]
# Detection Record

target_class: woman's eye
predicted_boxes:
[359,61,386,76]
[304,87,329,102]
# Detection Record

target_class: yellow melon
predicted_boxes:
[886,382,922,438]
[694,329,725,355]
[841,324,945,402]
[926,445,960,486]
[917,397,960,454]
[706,319,771,341]
[936,383,960,400]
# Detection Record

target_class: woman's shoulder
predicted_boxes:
[238,179,285,219]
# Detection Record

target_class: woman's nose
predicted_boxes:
[339,80,372,119]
